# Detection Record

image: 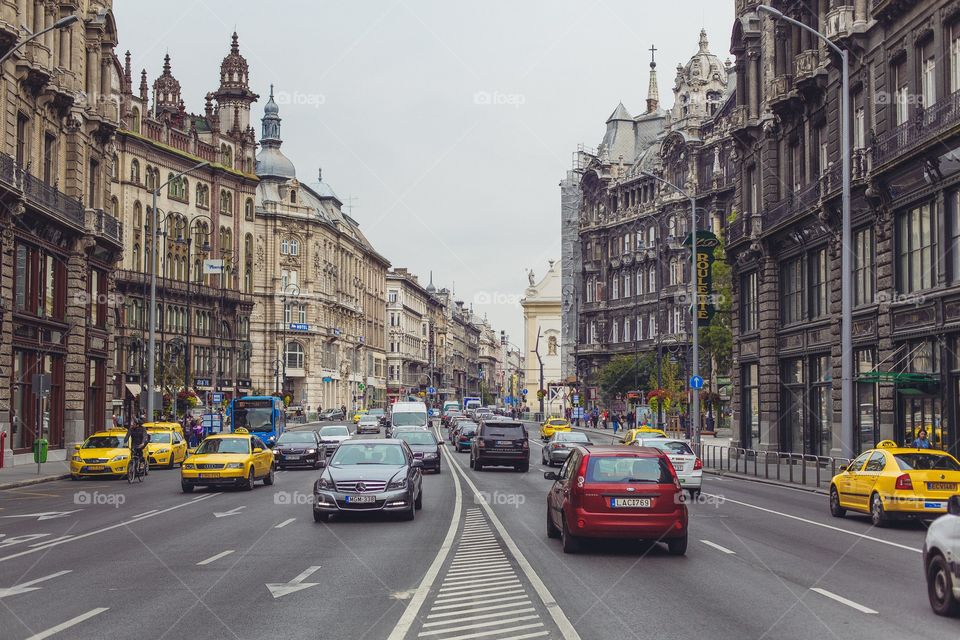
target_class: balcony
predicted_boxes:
[769,75,794,107]
[824,5,855,41]
[0,153,85,231]
[765,181,820,231]
[872,91,960,168]
[89,209,123,248]
[794,50,821,85]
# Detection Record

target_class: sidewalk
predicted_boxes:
[0,459,71,490]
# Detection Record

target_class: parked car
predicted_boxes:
[318,408,346,422]
[634,438,702,498]
[316,425,352,458]
[544,445,688,555]
[470,420,529,472]
[394,429,442,473]
[924,495,960,616]
[542,431,592,467]
[273,431,323,469]
[312,439,423,522]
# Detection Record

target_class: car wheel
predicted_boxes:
[181,482,194,493]
[263,465,275,486]
[829,486,846,518]
[546,505,560,539]
[928,553,960,616]
[667,534,688,556]
[313,510,328,523]
[279,464,286,471]
[468,455,474,469]
[687,489,700,500]
[70,474,79,481]
[518,462,529,473]
[561,514,580,554]
[870,492,887,527]
[313,458,321,470]
[435,462,441,474]
[166,456,175,470]
[475,459,484,471]
[415,489,423,510]
[243,468,255,491]
[401,499,415,521]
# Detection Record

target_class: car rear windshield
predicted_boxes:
[319,426,349,437]
[393,412,427,426]
[460,426,477,435]
[556,432,590,443]
[894,453,960,471]
[642,441,695,455]
[398,431,437,446]
[484,424,525,438]
[585,456,673,484]
[277,433,316,444]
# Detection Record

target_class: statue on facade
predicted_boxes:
[528,270,535,286]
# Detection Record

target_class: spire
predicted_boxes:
[123,51,132,92]
[261,85,282,144]
[139,69,148,103]
[646,44,660,114]
[231,31,239,55]
[426,270,436,294]
[698,28,709,53]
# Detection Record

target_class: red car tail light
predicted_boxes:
[694,458,703,470]
[895,473,913,490]
[477,439,485,448]
[521,440,529,450]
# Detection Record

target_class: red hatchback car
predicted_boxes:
[544,445,688,555]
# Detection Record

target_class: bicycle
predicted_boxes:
[127,449,148,483]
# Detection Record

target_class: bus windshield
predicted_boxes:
[234,408,274,433]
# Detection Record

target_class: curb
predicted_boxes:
[703,468,829,495]
[0,473,71,491]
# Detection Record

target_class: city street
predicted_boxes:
[0,423,953,640]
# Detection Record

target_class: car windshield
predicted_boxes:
[393,412,427,426]
[459,426,477,436]
[368,410,385,417]
[398,431,437,446]
[84,435,127,448]
[360,415,378,423]
[485,424,525,438]
[147,432,172,443]
[585,456,673,484]
[549,420,567,426]
[277,433,316,444]
[196,437,250,454]
[894,453,960,471]
[331,443,407,465]
[233,408,274,433]
[319,426,349,437]
[642,441,695,455]
[556,432,590,443]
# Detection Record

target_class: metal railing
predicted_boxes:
[697,443,851,490]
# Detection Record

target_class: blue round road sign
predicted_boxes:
[521,388,528,396]
[689,375,704,390]
[428,387,436,395]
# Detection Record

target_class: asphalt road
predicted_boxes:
[0,420,955,640]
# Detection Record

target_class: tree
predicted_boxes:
[597,353,659,403]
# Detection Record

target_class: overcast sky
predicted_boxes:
[115,0,735,340]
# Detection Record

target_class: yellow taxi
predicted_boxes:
[620,427,668,445]
[540,418,572,441]
[145,424,188,469]
[353,409,368,424]
[70,430,131,479]
[180,428,275,493]
[830,440,960,526]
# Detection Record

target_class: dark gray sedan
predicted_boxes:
[394,429,442,473]
[541,431,593,467]
[312,439,423,522]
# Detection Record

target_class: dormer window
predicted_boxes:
[290,189,297,203]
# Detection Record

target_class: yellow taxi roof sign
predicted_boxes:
[234,427,249,434]
[876,439,898,449]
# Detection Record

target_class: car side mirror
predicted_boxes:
[253,447,263,454]
[949,495,960,516]
[74,443,82,450]
[543,471,559,481]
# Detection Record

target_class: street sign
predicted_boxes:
[31,374,51,396]
[689,375,704,390]
[358,383,366,391]
[202,259,225,275]
[521,388,528,396]
[572,394,580,405]
[322,376,333,383]
[427,387,436,395]
[211,392,224,404]
[438,388,455,395]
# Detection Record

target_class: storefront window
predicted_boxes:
[741,363,760,447]
[899,338,943,449]
[810,355,832,455]
[856,348,878,454]
[781,358,805,453]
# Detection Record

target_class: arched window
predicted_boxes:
[196,183,204,206]
[223,228,233,254]
[285,342,305,369]
[244,265,252,293]
[220,189,232,214]
[130,160,140,183]
[290,190,297,203]
[132,244,140,271]
[289,239,299,256]
[244,198,254,221]
[244,233,253,256]
[648,265,656,292]
[669,257,681,286]
[133,201,142,231]
[111,154,119,180]
[110,196,119,217]
[131,107,141,134]
[221,144,232,168]
[636,269,643,295]
[668,216,677,237]
[647,226,656,247]
[280,239,289,255]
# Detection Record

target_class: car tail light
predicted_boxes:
[521,440,529,450]
[694,458,702,470]
[477,439,485,448]
[555,444,567,450]
[895,473,913,490]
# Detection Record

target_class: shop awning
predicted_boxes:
[125,383,142,396]
[858,371,939,396]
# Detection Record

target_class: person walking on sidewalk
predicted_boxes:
[611,412,621,434]
[912,429,932,449]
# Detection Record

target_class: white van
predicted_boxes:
[390,401,430,434]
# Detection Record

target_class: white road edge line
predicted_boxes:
[385,429,464,640]
[446,434,582,640]
[25,607,109,640]
[706,494,922,553]
[700,540,736,555]
[275,518,296,529]
[810,587,878,614]
[196,550,235,566]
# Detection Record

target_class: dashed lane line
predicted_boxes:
[196,550,234,565]
[700,540,736,555]
[24,607,109,640]
[810,588,878,614]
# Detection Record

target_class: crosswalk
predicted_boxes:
[414,507,552,640]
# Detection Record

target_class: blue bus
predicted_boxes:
[228,396,286,447]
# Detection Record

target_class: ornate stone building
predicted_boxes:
[1,2,124,460]
[250,88,388,411]
[572,31,736,408]
[112,34,259,419]
[522,260,563,414]
[728,0,960,457]
[385,268,440,403]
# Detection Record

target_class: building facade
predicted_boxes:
[573,31,737,408]
[251,89,388,412]
[386,268,437,403]
[728,0,960,457]
[1,2,125,460]
[522,260,563,414]
[112,36,259,421]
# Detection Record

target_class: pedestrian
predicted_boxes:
[705,413,715,433]
[912,428,932,449]
[628,410,636,429]
[612,412,621,434]
[601,409,609,430]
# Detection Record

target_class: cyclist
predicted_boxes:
[128,419,151,476]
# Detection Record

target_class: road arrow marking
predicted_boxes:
[0,570,72,599]
[213,506,246,518]
[265,566,321,598]
[0,534,51,550]
[0,510,81,521]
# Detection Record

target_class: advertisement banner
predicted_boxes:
[684,230,721,327]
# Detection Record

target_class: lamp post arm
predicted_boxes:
[756,5,843,57]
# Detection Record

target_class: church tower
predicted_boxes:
[214,32,259,135]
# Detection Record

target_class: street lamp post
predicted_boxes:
[0,15,78,66]
[173,214,212,407]
[147,161,210,420]
[641,170,699,448]
[758,5,852,457]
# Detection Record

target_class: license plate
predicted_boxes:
[496,441,513,446]
[611,497,651,508]
[199,473,219,478]
[925,501,945,509]
[285,455,301,460]
[928,482,957,491]
[346,495,375,504]
[86,465,104,471]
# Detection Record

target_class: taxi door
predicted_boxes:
[251,435,271,476]
[851,451,887,510]
[836,452,870,509]
[172,432,187,465]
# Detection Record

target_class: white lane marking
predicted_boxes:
[434,588,526,605]
[441,578,522,591]
[422,607,536,627]
[439,580,523,595]
[443,569,516,581]
[810,588,878,614]
[701,540,736,555]
[275,518,296,529]
[708,494,922,553]
[447,447,583,640]
[428,600,534,618]
[0,570,72,598]
[213,506,246,518]
[446,564,513,575]
[418,618,542,638]
[385,429,464,640]
[0,495,217,564]
[431,594,530,611]
[25,607,109,640]
[0,510,80,521]
[265,565,322,598]
[196,550,234,566]
[29,535,72,548]
[132,510,157,518]
[493,633,549,640]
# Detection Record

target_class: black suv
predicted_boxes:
[470,419,529,472]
